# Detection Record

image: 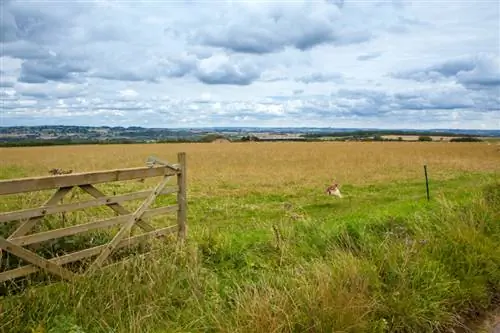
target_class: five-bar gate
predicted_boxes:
[0,152,187,283]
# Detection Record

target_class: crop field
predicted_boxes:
[1,141,500,333]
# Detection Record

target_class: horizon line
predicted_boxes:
[0,125,498,132]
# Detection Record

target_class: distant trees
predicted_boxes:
[418,136,433,142]
[240,135,260,142]
[450,137,483,142]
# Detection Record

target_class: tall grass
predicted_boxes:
[1,181,499,333]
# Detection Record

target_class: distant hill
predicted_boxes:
[0,125,498,147]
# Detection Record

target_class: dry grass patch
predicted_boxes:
[1,142,499,193]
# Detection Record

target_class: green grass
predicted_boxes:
[1,173,499,333]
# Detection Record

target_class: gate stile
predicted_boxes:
[0,152,187,283]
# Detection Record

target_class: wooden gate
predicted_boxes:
[0,153,187,283]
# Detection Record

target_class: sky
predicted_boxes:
[1,0,499,129]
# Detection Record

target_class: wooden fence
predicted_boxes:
[0,153,187,283]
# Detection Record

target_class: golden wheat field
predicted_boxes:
[1,142,499,192]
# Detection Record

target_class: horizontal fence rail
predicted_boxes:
[0,153,187,285]
[0,165,179,196]
[0,187,178,224]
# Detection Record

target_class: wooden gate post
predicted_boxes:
[177,152,187,241]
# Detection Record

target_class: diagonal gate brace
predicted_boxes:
[9,187,73,239]
[78,184,155,232]
[85,175,173,274]
[0,237,76,281]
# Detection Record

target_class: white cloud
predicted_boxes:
[119,89,139,99]
[0,0,499,129]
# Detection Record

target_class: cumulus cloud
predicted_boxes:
[1,0,499,129]
[194,54,262,85]
[10,81,87,99]
[196,1,366,54]
[391,53,500,89]
[18,56,89,84]
[1,40,52,60]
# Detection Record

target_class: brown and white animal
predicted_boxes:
[325,181,342,198]
[48,168,73,175]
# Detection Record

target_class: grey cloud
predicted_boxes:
[0,3,18,42]
[329,0,345,9]
[86,50,197,83]
[197,2,372,54]
[0,79,15,87]
[15,82,86,99]
[196,71,259,85]
[329,87,494,115]
[201,33,283,55]
[260,76,287,83]
[2,1,89,44]
[2,40,52,60]
[89,51,263,86]
[392,59,474,81]
[90,70,159,83]
[455,55,500,89]
[391,53,500,89]
[336,88,386,101]
[357,52,382,61]
[334,89,392,116]
[18,56,89,84]
[297,72,344,84]
[84,23,129,43]
[393,92,474,110]
[201,25,371,55]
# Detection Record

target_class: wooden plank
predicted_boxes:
[1,190,146,224]
[6,205,177,246]
[0,225,176,282]
[8,187,72,238]
[0,237,75,281]
[0,166,178,196]
[177,152,188,241]
[79,185,155,232]
[141,205,178,219]
[8,215,130,247]
[86,175,173,273]
[0,187,178,224]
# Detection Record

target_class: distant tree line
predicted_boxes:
[449,137,484,142]
[240,135,260,141]
[301,130,478,139]
[0,135,231,147]
[0,132,485,147]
